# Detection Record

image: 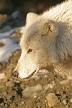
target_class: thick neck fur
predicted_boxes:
[56,22,72,62]
[42,0,72,62]
[43,0,72,23]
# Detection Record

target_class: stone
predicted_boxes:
[3,92,7,96]
[31,74,41,80]
[0,73,6,79]
[70,98,72,103]
[12,11,21,19]
[35,84,42,91]
[6,81,14,87]
[44,84,55,90]
[22,84,42,97]
[46,93,59,107]
[38,69,49,75]
[62,99,67,105]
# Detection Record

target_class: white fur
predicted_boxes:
[15,0,72,78]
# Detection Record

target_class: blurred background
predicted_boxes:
[0,0,66,19]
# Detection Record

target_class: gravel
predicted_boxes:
[46,93,59,107]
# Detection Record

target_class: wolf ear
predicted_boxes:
[26,12,38,26]
[41,20,58,36]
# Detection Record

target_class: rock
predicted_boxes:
[38,69,49,75]
[21,101,24,105]
[15,80,20,83]
[31,74,41,80]
[12,11,21,19]
[3,92,7,96]
[22,87,31,97]
[46,93,59,107]
[44,84,55,90]
[22,84,42,97]
[0,73,6,79]
[6,81,14,87]
[35,84,42,91]
[36,105,41,108]
[62,99,67,105]
[70,98,72,103]
[60,80,69,84]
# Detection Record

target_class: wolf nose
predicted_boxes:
[12,71,19,78]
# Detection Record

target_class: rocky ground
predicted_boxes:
[0,48,72,108]
[0,2,72,107]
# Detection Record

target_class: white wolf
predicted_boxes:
[13,0,72,79]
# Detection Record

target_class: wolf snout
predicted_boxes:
[12,71,19,78]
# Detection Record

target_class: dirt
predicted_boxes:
[0,31,72,108]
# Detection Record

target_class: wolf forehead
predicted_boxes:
[20,27,39,50]
[20,18,58,45]
[21,21,40,40]
[20,19,42,48]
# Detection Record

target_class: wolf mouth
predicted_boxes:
[26,70,37,79]
[19,70,37,79]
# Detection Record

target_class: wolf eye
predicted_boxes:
[27,49,33,53]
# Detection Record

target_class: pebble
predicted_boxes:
[35,84,42,91]
[22,84,42,97]
[0,73,6,79]
[21,101,24,105]
[12,11,21,19]
[62,99,67,105]
[46,93,59,107]
[36,105,41,108]
[6,81,14,87]
[60,80,69,84]
[44,84,54,90]
[31,74,41,80]
[38,69,49,75]
[3,92,7,96]
[15,80,20,83]
[70,98,72,103]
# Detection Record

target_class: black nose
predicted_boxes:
[12,71,19,78]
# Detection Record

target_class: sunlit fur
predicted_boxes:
[15,0,72,78]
